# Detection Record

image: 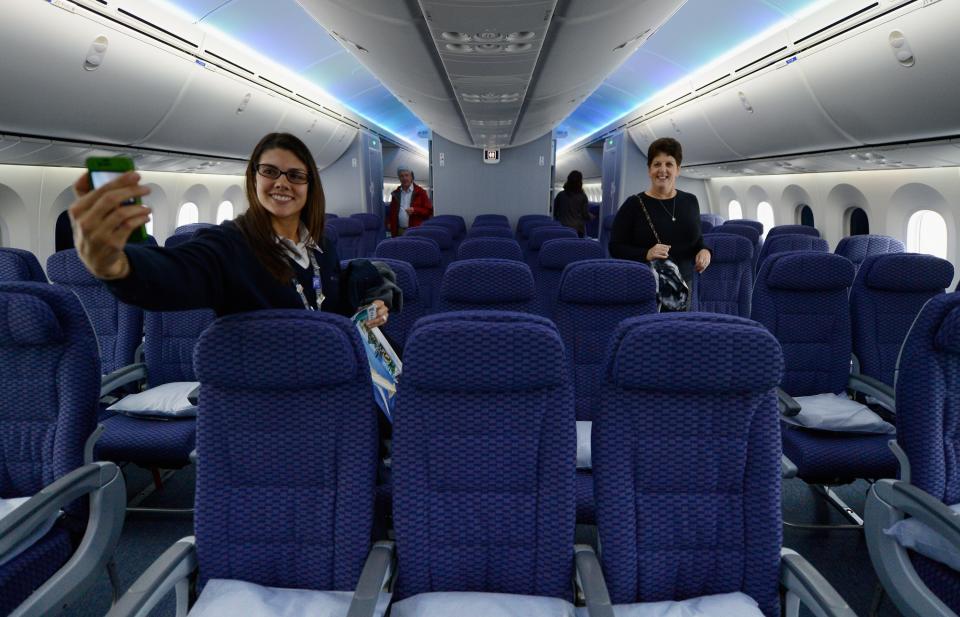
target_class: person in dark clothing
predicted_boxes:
[553,170,593,237]
[67,132,390,325]
[55,210,74,252]
[609,137,710,310]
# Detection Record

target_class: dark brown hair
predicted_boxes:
[647,137,683,168]
[563,170,584,194]
[235,132,325,283]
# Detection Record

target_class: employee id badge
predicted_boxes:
[363,303,378,322]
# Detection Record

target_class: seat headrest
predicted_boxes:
[327,218,364,236]
[725,219,764,234]
[195,311,360,389]
[520,219,560,238]
[375,238,442,267]
[440,259,534,303]
[609,313,783,393]
[528,227,577,250]
[712,224,760,244]
[863,253,954,292]
[767,225,820,239]
[763,252,854,291]
[0,291,63,346]
[763,234,829,255]
[935,305,960,354]
[558,259,657,306]
[405,311,565,392]
[350,213,380,230]
[46,249,97,285]
[702,234,753,263]
[539,239,605,270]
[406,227,453,249]
[835,235,905,264]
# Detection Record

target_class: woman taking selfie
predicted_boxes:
[608,137,710,311]
[69,132,390,325]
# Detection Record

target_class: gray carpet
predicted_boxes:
[62,471,908,616]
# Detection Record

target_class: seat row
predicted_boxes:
[0,285,856,616]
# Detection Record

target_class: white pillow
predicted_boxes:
[884,503,960,572]
[188,578,390,617]
[0,497,61,568]
[574,591,764,617]
[576,421,592,470]
[781,393,895,434]
[392,592,577,617]
[107,381,200,419]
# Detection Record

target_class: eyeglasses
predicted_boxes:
[255,163,310,184]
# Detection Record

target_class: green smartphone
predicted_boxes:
[86,156,149,243]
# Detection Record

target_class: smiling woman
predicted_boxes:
[67,132,391,326]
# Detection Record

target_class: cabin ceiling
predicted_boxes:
[160,0,825,150]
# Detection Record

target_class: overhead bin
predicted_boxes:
[0,1,193,145]
[798,0,960,144]
[644,104,744,165]
[275,105,356,170]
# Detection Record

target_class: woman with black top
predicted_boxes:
[68,132,390,325]
[553,170,593,237]
[609,137,711,310]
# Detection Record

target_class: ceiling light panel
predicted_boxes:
[420,0,557,146]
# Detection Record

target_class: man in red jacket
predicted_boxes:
[388,167,433,236]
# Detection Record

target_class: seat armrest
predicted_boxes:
[874,480,960,551]
[107,537,198,617]
[100,363,147,398]
[780,548,857,617]
[781,454,798,479]
[574,544,613,617]
[1,462,127,617]
[347,540,395,617]
[847,373,895,417]
[777,387,801,417]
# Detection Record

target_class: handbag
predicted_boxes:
[637,196,689,312]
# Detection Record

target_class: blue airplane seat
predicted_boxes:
[711,224,762,274]
[456,237,522,262]
[835,234,905,275]
[108,310,393,616]
[0,248,46,282]
[404,225,455,269]
[851,253,954,388]
[534,238,604,318]
[326,217,366,261]
[465,225,514,240]
[866,292,960,617]
[697,233,754,317]
[554,259,658,524]
[0,283,124,616]
[595,312,853,616]
[375,238,443,312]
[472,214,509,228]
[525,225,577,266]
[700,212,725,228]
[438,259,536,314]
[756,233,828,272]
[351,212,384,257]
[766,224,820,240]
[724,219,764,235]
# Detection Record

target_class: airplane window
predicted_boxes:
[798,204,814,227]
[846,207,870,236]
[177,202,199,227]
[728,200,742,220]
[907,209,948,259]
[757,202,775,238]
[216,201,234,223]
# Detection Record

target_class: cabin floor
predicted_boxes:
[63,467,905,617]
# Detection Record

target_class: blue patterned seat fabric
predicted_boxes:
[193,310,377,591]
[712,224,762,274]
[404,226,455,268]
[894,293,960,611]
[427,215,466,239]
[351,212,384,257]
[465,225,515,240]
[438,259,536,314]
[765,224,820,240]
[756,234,829,271]
[535,238,604,318]
[46,249,144,374]
[698,233,754,317]
[724,219,764,235]
[851,253,954,386]
[96,304,215,467]
[514,214,552,236]
[555,259,658,523]
[752,251,898,483]
[594,313,784,616]
[0,283,100,614]
[472,214,510,228]
[172,222,217,237]
[375,238,444,312]
[700,213,725,228]
[456,238,523,262]
[834,234,904,274]
[326,217,366,261]
[525,226,578,267]
[393,311,575,600]
[0,248,47,282]
[517,219,562,257]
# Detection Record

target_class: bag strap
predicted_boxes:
[636,195,661,245]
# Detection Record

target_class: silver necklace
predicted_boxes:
[653,195,677,221]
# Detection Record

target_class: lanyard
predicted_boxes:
[292,248,324,311]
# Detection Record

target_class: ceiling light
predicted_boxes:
[475,43,503,53]
[441,31,471,42]
[445,43,473,52]
[505,43,533,53]
[506,31,535,41]
[475,31,503,42]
